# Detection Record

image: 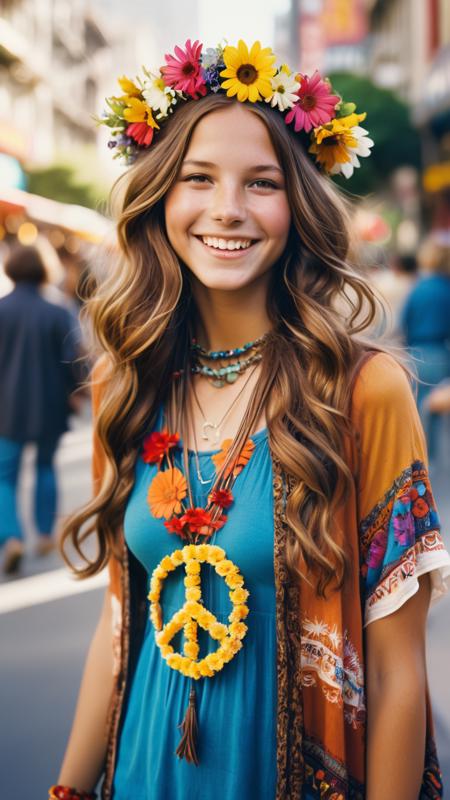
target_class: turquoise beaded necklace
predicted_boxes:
[191,331,269,361]
[190,331,269,388]
[191,353,263,387]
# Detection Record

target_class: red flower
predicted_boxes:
[181,507,212,534]
[412,498,429,518]
[209,514,227,531]
[142,429,180,464]
[208,488,234,509]
[127,122,155,146]
[164,516,187,538]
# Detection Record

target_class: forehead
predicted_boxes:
[184,104,281,168]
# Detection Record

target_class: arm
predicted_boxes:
[58,586,115,792]
[366,574,431,800]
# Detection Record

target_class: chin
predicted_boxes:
[193,271,257,292]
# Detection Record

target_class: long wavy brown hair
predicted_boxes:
[61,93,383,596]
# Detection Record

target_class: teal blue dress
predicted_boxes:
[112,409,277,799]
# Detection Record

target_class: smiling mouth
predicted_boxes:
[196,235,257,252]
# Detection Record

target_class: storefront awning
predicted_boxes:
[0,187,111,242]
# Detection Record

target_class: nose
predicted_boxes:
[210,181,247,225]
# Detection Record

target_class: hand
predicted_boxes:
[426,384,450,414]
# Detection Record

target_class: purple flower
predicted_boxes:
[367,528,388,570]
[393,510,415,546]
[117,133,133,146]
[202,64,224,92]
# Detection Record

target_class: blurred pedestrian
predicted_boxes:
[427,381,450,414]
[371,252,418,341]
[54,40,449,800]
[0,244,80,574]
[400,237,450,460]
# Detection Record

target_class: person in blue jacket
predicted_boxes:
[400,240,450,460]
[0,244,80,574]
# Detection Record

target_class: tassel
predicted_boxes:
[176,683,199,765]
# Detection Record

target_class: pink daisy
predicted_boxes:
[285,70,340,134]
[161,39,207,99]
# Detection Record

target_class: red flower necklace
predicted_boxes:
[142,427,255,542]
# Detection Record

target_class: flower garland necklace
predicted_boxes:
[142,397,256,764]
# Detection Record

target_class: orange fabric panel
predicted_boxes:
[351,353,427,523]
[90,357,122,601]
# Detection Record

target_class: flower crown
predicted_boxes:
[100,39,373,179]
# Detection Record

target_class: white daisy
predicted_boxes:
[142,72,177,119]
[329,126,374,179]
[266,66,300,112]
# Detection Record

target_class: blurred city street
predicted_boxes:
[0,419,449,799]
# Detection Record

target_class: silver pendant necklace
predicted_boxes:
[192,366,257,446]
[190,366,258,485]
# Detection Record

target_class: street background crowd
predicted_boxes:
[0,0,449,797]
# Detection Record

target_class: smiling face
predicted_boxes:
[164,103,291,294]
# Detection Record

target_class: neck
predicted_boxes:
[191,280,272,352]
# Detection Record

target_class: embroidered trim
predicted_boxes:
[272,459,304,799]
[301,617,365,727]
[359,463,412,539]
[103,541,130,800]
[365,532,450,624]
[303,735,364,799]
[360,461,441,593]
[421,734,444,799]
[111,595,122,678]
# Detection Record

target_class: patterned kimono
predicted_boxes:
[91,353,450,799]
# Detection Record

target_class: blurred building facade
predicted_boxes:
[367,0,450,234]
[0,0,114,168]
[275,0,370,74]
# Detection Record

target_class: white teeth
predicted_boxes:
[201,236,252,251]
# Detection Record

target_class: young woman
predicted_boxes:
[53,40,450,800]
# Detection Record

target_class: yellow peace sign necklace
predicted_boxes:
[142,418,255,765]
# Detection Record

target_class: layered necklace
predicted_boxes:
[141,331,270,765]
[190,331,269,387]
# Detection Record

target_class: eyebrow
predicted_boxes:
[182,159,283,175]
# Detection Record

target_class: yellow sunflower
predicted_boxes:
[220,40,276,102]
[309,112,366,174]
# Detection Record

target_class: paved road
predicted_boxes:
[0,421,449,799]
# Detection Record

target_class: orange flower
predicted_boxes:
[148,467,187,519]
[211,438,255,478]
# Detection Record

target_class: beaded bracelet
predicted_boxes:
[49,785,97,800]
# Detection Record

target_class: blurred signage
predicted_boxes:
[423,162,450,193]
[298,0,367,75]
[321,0,367,45]
[299,12,326,74]
[299,0,326,75]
